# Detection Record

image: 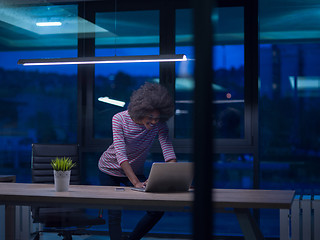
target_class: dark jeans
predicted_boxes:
[98,171,164,240]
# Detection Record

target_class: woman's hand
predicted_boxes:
[120,161,141,187]
[134,182,145,188]
[143,179,148,187]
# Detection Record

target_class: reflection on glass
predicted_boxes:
[95,11,159,49]
[94,63,160,138]
[214,153,253,189]
[175,8,245,139]
[0,4,79,49]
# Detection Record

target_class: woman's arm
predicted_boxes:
[167,159,177,162]
[120,161,145,188]
[158,123,177,162]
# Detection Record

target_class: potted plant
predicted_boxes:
[51,157,76,192]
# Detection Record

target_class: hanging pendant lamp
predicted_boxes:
[17,0,187,66]
[17,54,187,66]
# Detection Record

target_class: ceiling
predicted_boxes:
[0,0,320,51]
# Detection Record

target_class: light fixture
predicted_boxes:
[36,21,62,27]
[98,97,125,107]
[17,0,187,66]
[17,54,187,66]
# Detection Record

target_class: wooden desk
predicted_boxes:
[0,183,295,240]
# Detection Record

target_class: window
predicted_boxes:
[174,6,254,237]
[175,8,245,140]
[259,0,320,237]
[260,44,320,192]
[259,0,320,195]
[0,3,78,182]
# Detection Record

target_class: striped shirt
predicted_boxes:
[98,110,176,177]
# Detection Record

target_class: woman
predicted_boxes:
[98,82,176,240]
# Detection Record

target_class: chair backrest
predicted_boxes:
[32,144,81,184]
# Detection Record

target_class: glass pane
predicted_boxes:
[259,0,320,237]
[0,4,78,182]
[175,8,245,139]
[94,11,159,139]
[214,153,253,189]
[260,43,320,193]
[259,0,320,194]
[214,153,253,236]
[170,153,251,236]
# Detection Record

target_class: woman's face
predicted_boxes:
[141,110,160,130]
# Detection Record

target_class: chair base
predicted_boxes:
[32,228,100,240]
[33,231,72,240]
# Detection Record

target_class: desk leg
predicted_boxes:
[5,205,15,240]
[234,208,264,240]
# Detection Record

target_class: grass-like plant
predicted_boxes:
[51,157,76,171]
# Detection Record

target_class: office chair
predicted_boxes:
[31,143,105,240]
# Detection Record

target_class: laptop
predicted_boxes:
[131,162,194,192]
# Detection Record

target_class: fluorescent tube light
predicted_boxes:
[17,54,187,66]
[98,97,125,107]
[36,22,62,27]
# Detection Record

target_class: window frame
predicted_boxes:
[78,0,259,179]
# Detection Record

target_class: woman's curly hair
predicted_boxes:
[128,82,174,122]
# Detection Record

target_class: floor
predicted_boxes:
[32,233,247,240]
[32,232,189,240]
